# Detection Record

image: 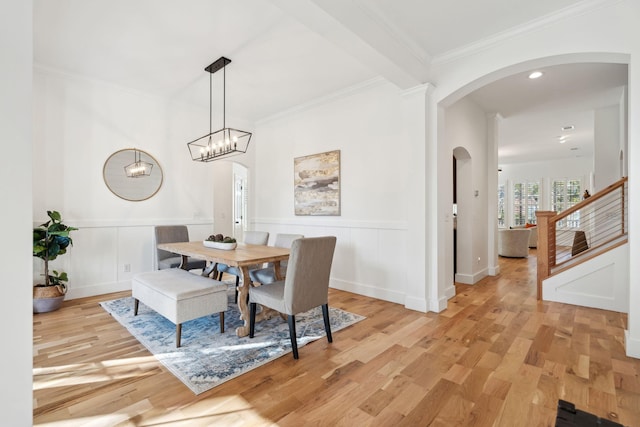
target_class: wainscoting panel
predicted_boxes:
[35,220,214,300]
[542,243,629,313]
[253,219,408,306]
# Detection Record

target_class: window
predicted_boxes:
[497,184,505,227]
[513,181,539,226]
[552,178,581,227]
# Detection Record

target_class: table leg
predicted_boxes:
[273,260,283,280]
[235,267,252,337]
[179,255,188,270]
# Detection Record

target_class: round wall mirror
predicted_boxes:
[103,148,163,201]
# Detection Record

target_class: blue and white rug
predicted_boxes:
[100,294,365,394]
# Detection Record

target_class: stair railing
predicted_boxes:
[535,177,628,300]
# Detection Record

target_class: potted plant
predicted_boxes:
[33,210,77,313]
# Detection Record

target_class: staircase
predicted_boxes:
[535,177,629,312]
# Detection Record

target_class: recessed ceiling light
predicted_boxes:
[528,71,543,79]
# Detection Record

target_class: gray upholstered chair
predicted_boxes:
[155,225,207,271]
[216,230,269,301]
[249,236,337,359]
[249,233,304,284]
[498,228,531,258]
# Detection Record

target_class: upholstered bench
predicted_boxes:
[132,269,228,347]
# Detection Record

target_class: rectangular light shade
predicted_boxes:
[187,127,252,162]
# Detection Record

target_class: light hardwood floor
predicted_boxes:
[33,254,640,426]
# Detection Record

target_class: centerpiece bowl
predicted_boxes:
[203,241,237,250]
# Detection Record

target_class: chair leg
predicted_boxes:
[322,304,333,343]
[202,262,218,277]
[249,303,257,338]
[234,276,240,304]
[134,298,139,316]
[219,312,225,334]
[288,314,299,359]
[176,324,182,348]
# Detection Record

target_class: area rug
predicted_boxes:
[100,293,365,394]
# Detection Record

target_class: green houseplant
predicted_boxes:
[33,210,77,313]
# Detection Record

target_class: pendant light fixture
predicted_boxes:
[187,57,252,162]
[125,148,153,177]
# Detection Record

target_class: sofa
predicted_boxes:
[498,228,531,258]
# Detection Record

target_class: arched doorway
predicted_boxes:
[435,53,628,299]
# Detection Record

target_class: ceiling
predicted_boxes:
[33,0,627,164]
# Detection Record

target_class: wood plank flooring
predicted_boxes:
[33,254,640,426]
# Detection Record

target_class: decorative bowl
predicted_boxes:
[203,240,237,250]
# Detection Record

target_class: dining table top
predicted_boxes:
[157,241,290,267]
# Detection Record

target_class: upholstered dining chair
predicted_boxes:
[249,236,337,359]
[155,225,207,271]
[216,230,269,302]
[249,233,304,285]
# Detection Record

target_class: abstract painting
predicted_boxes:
[294,150,340,216]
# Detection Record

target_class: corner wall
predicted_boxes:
[446,97,489,285]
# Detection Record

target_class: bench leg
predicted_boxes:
[134,298,139,316]
[176,324,182,347]
[220,312,225,334]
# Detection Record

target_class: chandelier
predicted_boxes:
[187,57,252,162]
[124,149,153,178]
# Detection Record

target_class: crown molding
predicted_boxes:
[255,76,388,125]
[432,0,621,66]
[353,0,431,66]
[402,83,435,98]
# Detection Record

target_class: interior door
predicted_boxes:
[233,174,246,243]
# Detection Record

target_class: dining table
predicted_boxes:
[156,241,290,337]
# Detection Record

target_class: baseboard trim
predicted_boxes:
[430,295,448,313]
[625,330,640,359]
[405,295,429,313]
[330,278,405,306]
[455,273,474,284]
[66,280,131,300]
[444,284,456,299]
[455,268,489,285]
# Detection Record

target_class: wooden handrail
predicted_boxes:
[552,177,627,222]
[536,176,628,300]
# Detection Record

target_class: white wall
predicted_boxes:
[253,81,411,306]
[1,0,33,423]
[594,104,621,190]
[498,157,592,185]
[446,97,489,285]
[213,161,233,237]
[429,0,640,356]
[32,68,252,299]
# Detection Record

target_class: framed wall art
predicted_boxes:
[294,150,341,216]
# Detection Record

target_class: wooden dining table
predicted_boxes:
[156,241,290,337]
